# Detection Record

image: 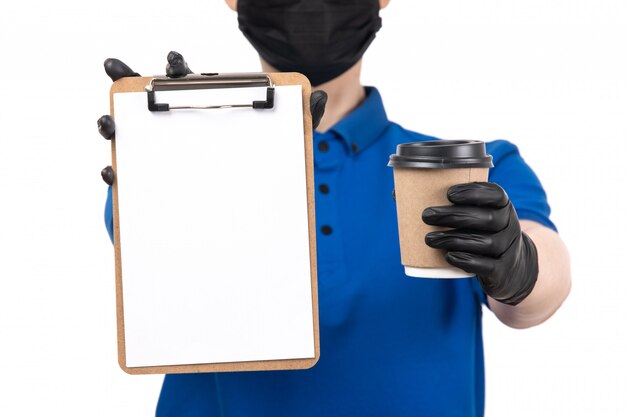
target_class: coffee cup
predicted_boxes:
[388,140,493,278]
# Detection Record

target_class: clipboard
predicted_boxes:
[108,72,319,374]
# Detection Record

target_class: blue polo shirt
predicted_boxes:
[105,87,555,417]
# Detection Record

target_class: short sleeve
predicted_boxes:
[486,140,557,232]
[104,186,114,243]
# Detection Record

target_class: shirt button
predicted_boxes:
[319,184,330,194]
[321,225,333,235]
[318,141,330,152]
[351,143,359,153]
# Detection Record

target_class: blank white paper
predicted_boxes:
[113,85,315,368]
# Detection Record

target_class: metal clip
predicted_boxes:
[145,73,275,112]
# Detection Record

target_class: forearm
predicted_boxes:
[488,220,571,329]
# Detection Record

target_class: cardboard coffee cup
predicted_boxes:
[388,140,493,278]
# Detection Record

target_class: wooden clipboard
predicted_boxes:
[109,73,319,374]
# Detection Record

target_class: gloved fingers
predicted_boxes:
[422,205,509,232]
[425,229,514,258]
[166,51,193,78]
[97,115,115,140]
[447,182,509,208]
[104,58,140,81]
[310,90,328,130]
[101,166,114,186]
[445,251,497,277]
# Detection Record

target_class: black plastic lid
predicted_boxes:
[388,140,493,169]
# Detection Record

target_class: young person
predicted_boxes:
[98,1,571,415]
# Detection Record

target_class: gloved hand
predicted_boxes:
[422,182,538,306]
[96,51,328,185]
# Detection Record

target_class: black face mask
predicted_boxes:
[237,0,382,86]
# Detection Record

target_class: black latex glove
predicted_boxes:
[97,51,328,185]
[423,182,538,306]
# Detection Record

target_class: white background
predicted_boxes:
[0,0,623,415]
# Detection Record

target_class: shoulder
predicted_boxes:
[484,139,536,176]
[485,139,523,162]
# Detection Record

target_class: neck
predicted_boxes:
[311,61,366,132]
[260,59,366,132]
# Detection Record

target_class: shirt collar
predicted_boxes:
[325,86,389,154]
